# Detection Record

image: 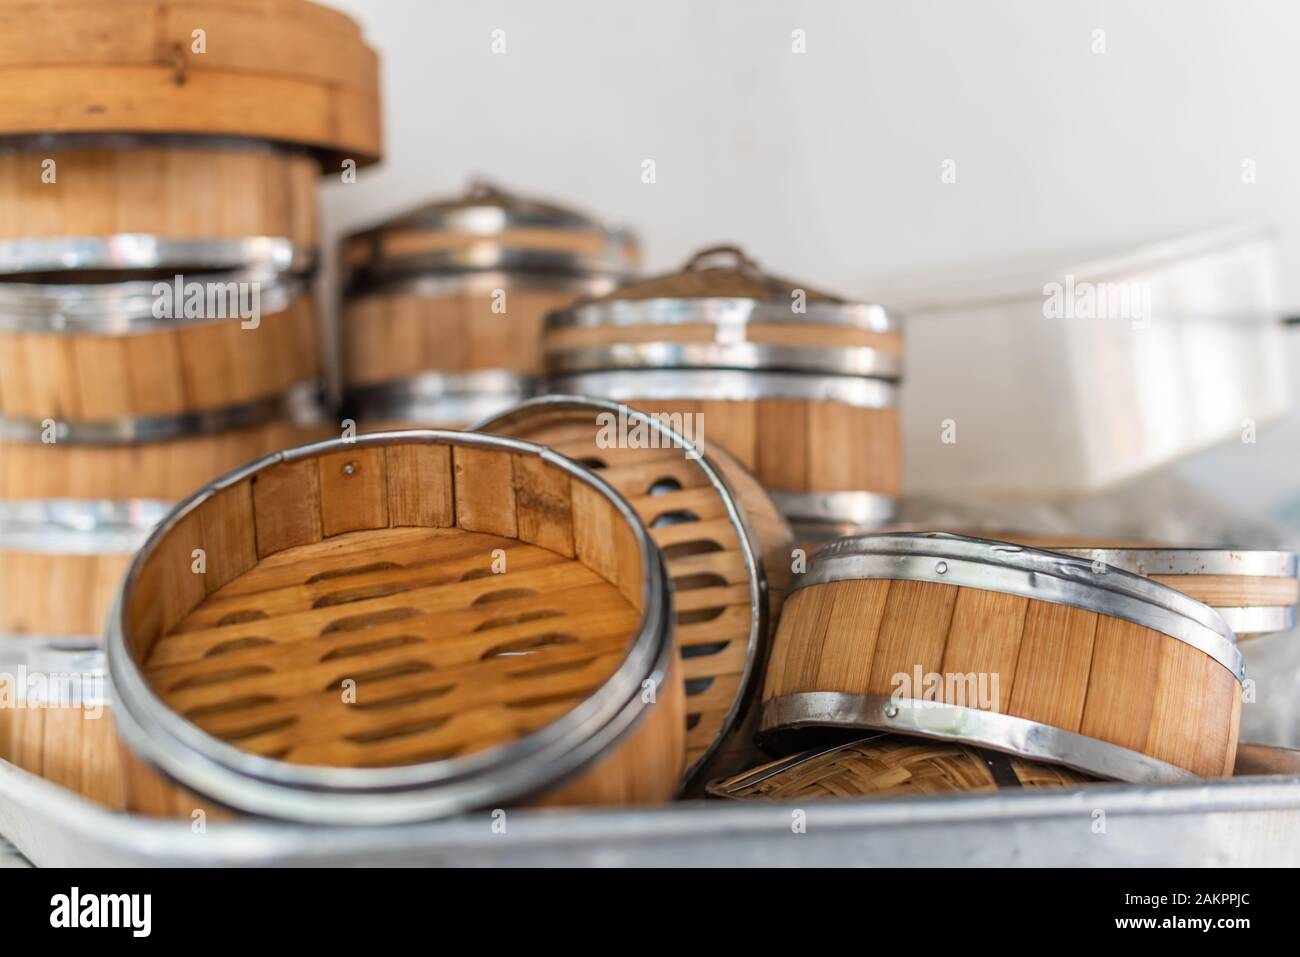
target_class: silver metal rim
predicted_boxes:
[552,297,899,333]
[343,372,537,428]
[771,490,897,526]
[802,533,1244,681]
[1219,605,1296,637]
[0,636,109,708]
[1054,547,1299,578]
[348,245,635,283]
[346,269,616,300]
[0,271,307,333]
[545,341,902,378]
[0,236,316,277]
[0,498,169,552]
[760,692,1197,785]
[474,394,770,782]
[548,368,899,408]
[106,429,676,824]
[0,379,325,446]
[0,132,313,158]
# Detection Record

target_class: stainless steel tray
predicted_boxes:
[4,756,1299,866]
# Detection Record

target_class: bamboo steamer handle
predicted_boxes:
[682,244,760,273]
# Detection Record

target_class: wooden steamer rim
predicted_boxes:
[344,180,639,285]
[546,245,901,378]
[761,532,1245,785]
[475,395,791,782]
[106,429,677,824]
[1053,546,1299,638]
[0,0,383,167]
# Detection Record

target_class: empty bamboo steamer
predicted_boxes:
[342,181,636,429]
[476,395,793,783]
[0,0,382,167]
[707,733,1097,802]
[106,430,683,822]
[761,533,1245,781]
[545,245,902,537]
[0,135,319,257]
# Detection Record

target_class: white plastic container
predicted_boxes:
[877,223,1289,495]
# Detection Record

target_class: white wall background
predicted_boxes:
[321,0,1300,313]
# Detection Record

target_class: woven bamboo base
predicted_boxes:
[708,734,1096,801]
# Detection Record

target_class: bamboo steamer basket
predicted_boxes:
[0,0,382,167]
[105,430,683,822]
[761,532,1245,782]
[545,245,902,537]
[476,396,793,784]
[707,733,1097,801]
[342,182,637,429]
[0,274,319,422]
[0,135,318,251]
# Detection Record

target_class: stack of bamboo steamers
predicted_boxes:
[340,182,638,429]
[545,245,904,543]
[0,0,381,807]
[1,1,1296,832]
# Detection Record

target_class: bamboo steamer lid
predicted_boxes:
[0,0,382,167]
[761,532,1245,782]
[343,180,639,283]
[708,733,1097,801]
[544,244,902,378]
[107,430,683,822]
[476,396,794,784]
